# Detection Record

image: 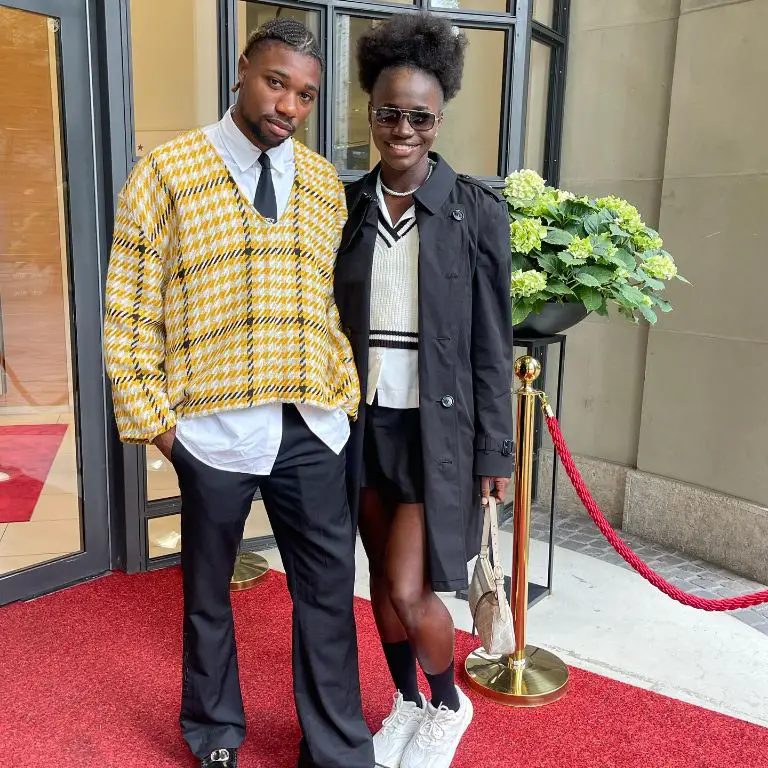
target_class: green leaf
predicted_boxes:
[613,248,637,270]
[583,209,613,235]
[575,286,604,311]
[573,271,601,287]
[536,251,560,274]
[510,252,532,271]
[575,265,616,286]
[543,204,564,223]
[617,305,639,323]
[563,200,596,220]
[583,213,604,235]
[511,301,532,326]
[618,284,647,306]
[638,304,658,325]
[676,275,691,284]
[595,299,609,317]
[557,250,587,267]
[651,296,673,313]
[544,281,574,296]
[544,228,574,246]
[636,269,665,290]
[609,223,630,239]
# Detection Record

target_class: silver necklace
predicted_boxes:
[380,160,435,197]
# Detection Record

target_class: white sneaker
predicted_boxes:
[373,691,428,768]
[400,687,474,768]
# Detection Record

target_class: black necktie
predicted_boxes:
[253,152,277,223]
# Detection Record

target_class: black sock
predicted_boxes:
[425,661,460,711]
[382,640,420,705]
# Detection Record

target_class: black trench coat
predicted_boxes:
[334,153,514,592]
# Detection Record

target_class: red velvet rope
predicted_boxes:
[544,412,768,611]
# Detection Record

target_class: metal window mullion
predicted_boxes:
[543,1,569,186]
[508,0,533,172]
[220,0,238,116]
[532,20,565,45]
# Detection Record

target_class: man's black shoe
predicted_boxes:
[201,748,237,767]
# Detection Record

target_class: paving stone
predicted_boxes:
[679,564,706,574]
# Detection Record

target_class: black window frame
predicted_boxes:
[107,0,569,572]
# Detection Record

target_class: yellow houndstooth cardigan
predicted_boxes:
[104,130,359,444]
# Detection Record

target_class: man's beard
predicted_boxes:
[248,115,295,148]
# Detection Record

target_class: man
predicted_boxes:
[104,20,374,768]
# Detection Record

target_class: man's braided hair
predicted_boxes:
[234,17,324,92]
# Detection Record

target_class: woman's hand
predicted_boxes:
[481,476,510,506]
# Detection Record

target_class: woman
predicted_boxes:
[335,13,514,768]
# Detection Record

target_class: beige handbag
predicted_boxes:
[467,496,516,655]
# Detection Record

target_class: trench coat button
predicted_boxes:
[441,395,455,408]
[451,209,464,221]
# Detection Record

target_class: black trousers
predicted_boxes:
[172,405,374,767]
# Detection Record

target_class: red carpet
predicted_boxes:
[0,569,765,767]
[0,423,68,522]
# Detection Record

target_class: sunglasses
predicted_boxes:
[371,106,438,132]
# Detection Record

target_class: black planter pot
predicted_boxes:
[513,301,589,337]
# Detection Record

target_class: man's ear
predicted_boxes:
[237,52,249,86]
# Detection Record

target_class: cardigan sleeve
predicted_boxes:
[471,194,515,478]
[103,163,176,444]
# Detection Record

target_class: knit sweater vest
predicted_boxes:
[369,210,419,351]
[104,129,359,444]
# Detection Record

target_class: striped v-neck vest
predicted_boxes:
[369,208,419,351]
[104,129,359,443]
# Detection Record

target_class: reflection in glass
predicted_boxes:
[431,0,507,15]
[524,41,552,176]
[148,502,273,559]
[0,7,82,575]
[237,2,321,152]
[333,16,380,172]
[434,27,506,177]
[129,0,220,157]
[533,0,556,27]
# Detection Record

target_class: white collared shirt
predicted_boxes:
[174,109,350,475]
[367,176,420,409]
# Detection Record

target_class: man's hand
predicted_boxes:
[481,476,510,506]
[153,426,177,462]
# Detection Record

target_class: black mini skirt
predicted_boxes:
[362,400,425,505]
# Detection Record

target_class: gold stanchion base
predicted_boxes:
[230,552,269,591]
[465,644,569,707]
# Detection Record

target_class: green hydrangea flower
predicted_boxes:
[643,253,678,280]
[633,232,664,252]
[613,267,630,281]
[504,169,547,203]
[641,295,653,306]
[567,235,593,260]
[526,189,559,217]
[510,217,547,254]
[510,269,548,298]
[596,195,644,234]
[556,190,576,203]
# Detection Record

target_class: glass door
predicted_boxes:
[0,0,110,604]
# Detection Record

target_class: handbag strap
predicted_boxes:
[480,497,506,597]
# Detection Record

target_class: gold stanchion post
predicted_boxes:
[465,355,569,706]
[230,546,269,592]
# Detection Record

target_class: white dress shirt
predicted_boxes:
[366,176,420,409]
[174,109,350,475]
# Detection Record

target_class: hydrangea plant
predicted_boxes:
[503,170,688,326]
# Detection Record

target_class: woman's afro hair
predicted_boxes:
[357,14,468,102]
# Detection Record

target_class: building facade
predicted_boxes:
[546,0,768,584]
[0,0,569,604]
